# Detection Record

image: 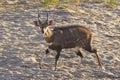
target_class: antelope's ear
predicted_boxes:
[34,20,38,26]
[48,20,53,25]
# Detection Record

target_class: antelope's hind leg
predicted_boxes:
[93,49,103,69]
[75,50,83,68]
[85,47,102,69]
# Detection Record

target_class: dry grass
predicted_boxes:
[0,0,119,11]
[0,1,37,11]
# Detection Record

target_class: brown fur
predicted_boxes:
[45,25,92,49]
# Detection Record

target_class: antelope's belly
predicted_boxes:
[61,41,77,48]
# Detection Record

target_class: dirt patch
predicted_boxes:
[0,2,120,80]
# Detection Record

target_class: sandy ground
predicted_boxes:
[0,2,120,80]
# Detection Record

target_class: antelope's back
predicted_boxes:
[52,25,92,48]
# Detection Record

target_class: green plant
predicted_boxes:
[109,0,116,6]
[41,0,58,5]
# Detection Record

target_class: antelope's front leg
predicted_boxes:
[48,44,62,70]
[45,48,50,54]
[45,44,55,54]
[39,48,50,69]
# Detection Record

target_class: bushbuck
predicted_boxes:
[34,13,102,70]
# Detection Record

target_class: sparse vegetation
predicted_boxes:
[41,0,58,5]
[0,0,119,10]
[0,0,120,80]
[39,0,117,8]
[108,0,116,7]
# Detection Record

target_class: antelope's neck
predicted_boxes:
[43,27,54,43]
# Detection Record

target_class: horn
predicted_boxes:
[36,0,42,24]
[46,12,49,21]
[37,10,41,24]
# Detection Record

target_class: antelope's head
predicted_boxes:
[34,12,53,33]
